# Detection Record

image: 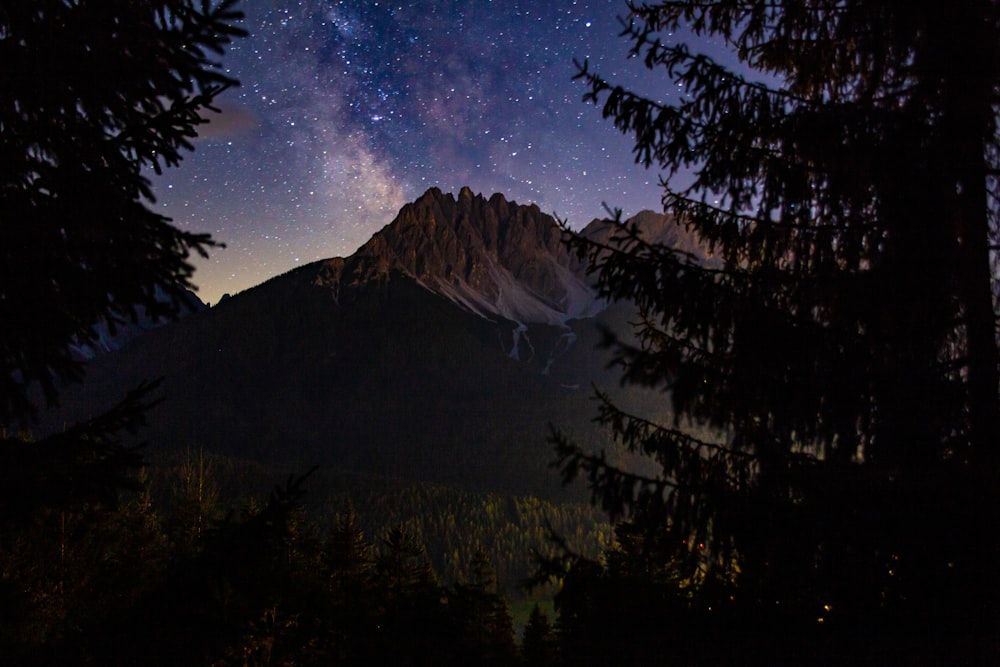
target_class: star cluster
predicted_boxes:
[154,0,673,304]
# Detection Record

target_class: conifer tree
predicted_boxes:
[521,604,557,667]
[371,525,451,663]
[451,549,516,666]
[322,505,379,662]
[0,0,245,527]
[325,505,374,597]
[1,0,245,422]
[556,0,1000,655]
[375,524,439,605]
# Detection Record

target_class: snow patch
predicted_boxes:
[508,322,529,361]
[542,329,579,375]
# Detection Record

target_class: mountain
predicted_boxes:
[69,287,208,360]
[315,186,603,325]
[579,208,716,260]
[40,188,700,500]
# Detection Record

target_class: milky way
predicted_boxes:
[152,1,676,304]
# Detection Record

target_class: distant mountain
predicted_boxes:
[69,288,207,360]
[579,208,716,259]
[41,188,702,500]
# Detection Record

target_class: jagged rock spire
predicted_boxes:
[329,188,602,324]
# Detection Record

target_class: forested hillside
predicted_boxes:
[0,449,607,664]
[141,451,613,594]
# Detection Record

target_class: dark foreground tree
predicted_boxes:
[0,0,245,422]
[555,1,1000,661]
[0,1,245,517]
[0,3,247,662]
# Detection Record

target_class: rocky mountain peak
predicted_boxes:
[311,187,712,326]
[328,187,602,325]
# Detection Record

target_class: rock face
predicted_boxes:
[315,187,603,325]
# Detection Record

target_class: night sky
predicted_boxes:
[153,1,678,305]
